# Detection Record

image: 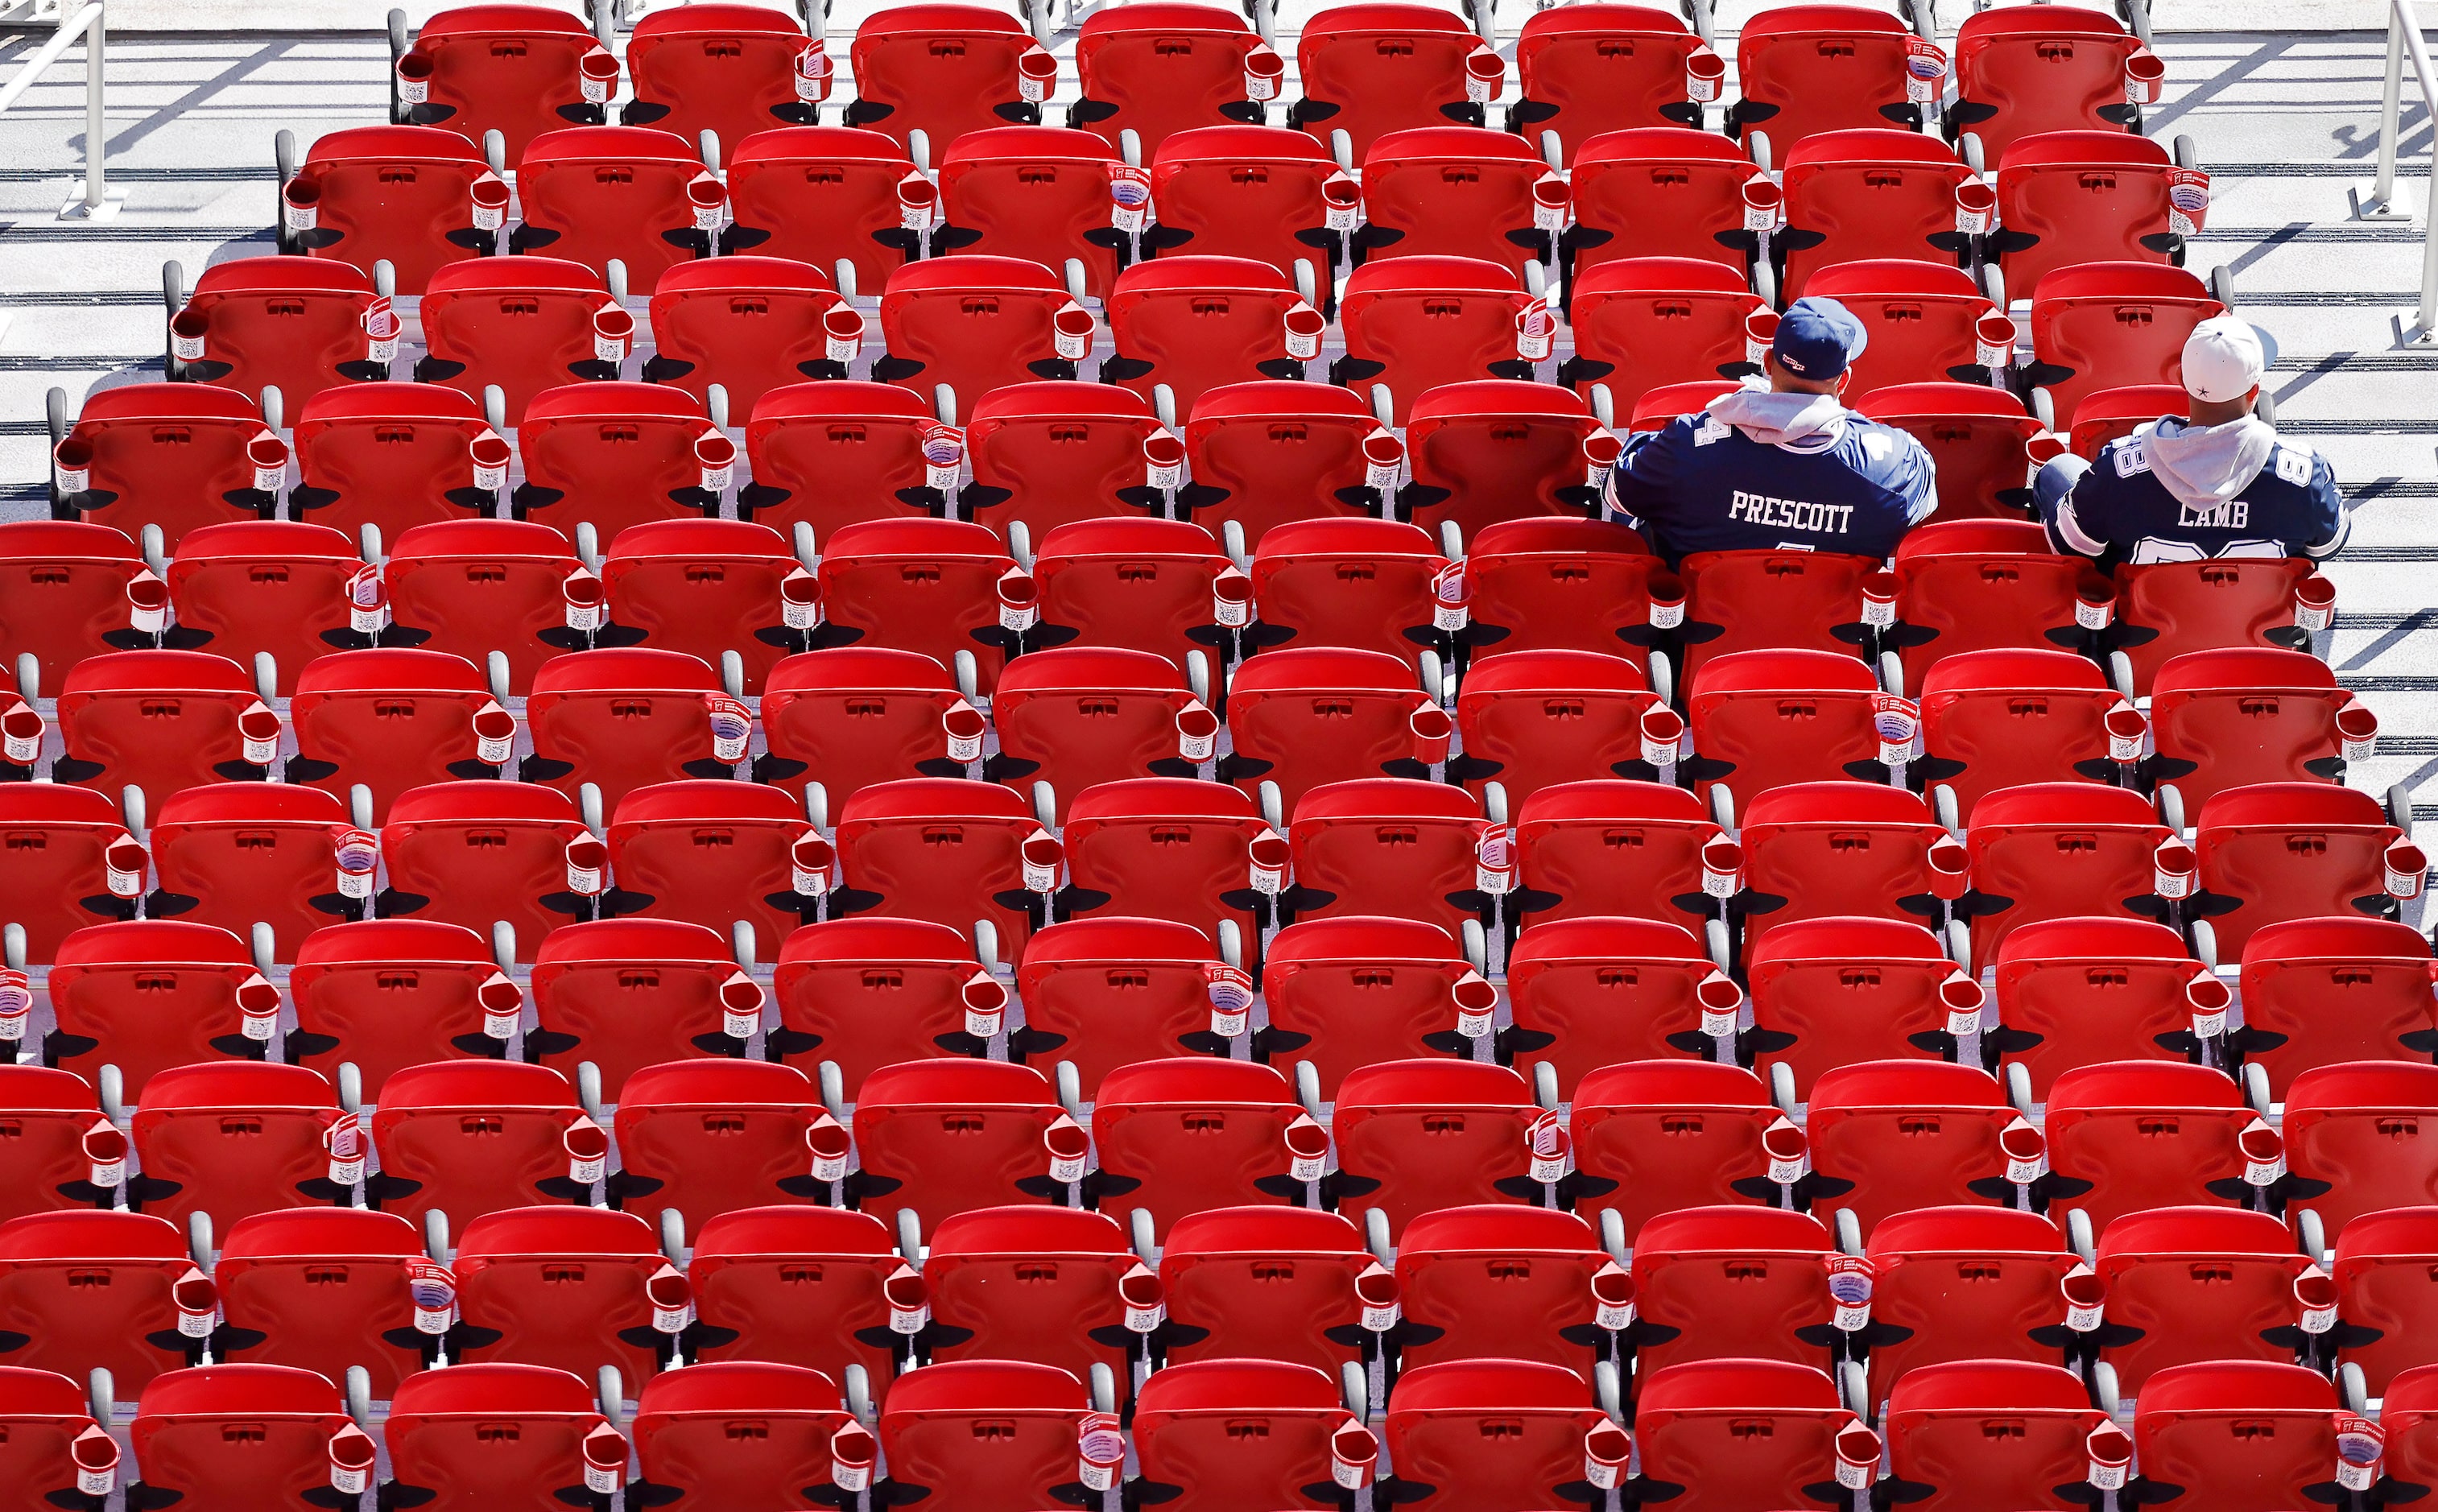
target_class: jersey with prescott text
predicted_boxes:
[1602,408,1938,564]
[2048,432,2349,565]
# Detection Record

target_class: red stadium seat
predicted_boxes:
[450,1204,680,1383]
[374,780,595,956]
[770,905,996,1088]
[288,382,506,540]
[210,1207,434,1396]
[0,1068,110,1224]
[1915,648,2131,814]
[961,381,1170,539]
[171,256,388,405]
[2331,1208,2438,1395]
[1177,380,1390,545]
[1395,1204,1615,1374]
[756,651,969,804]
[1805,1062,2031,1233]
[601,779,816,947]
[287,918,518,1087]
[1057,776,1271,939]
[382,1362,621,1508]
[1729,2,1940,147]
[1746,916,1964,1094]
[1380,1358,1612,1512]
[130,1364,357,1511]
[1243,515,1446,669]
[522,647,743,808]
[1258,918,1482,1097]
[849,1058,1072,1229]
[1562,257,1765,418]
[1564,126,1757,279]
[922,1205,1141,1386]
[284,126,499,292]
[0,1209,202,1392]
[643,255,857,414]
[1030,517,1237,671]
[608,1059,823,1224]
[737,380,953,539]
[0,1365,107,1512]
[1567,1060,1785,1241]
[630,1360,854,1510]
[720,126,922,287]
[1453,644,1668,808]
[1992,130,2187,298]
[1071,2,1269,155]
[1356,126,1554,275]
[1682,647,1893,800]
[1011,917,1226,1093]
[1628,1206,1838,1375]
[1283,778,1494,937]
[2111,557,2328,698]
[2147,647,2371,806]
[1736,783,1956,956]
[1881,1359,2109,1512]
[1506,779,1725,928]
[842,3,1055,148]
[597,518,801,694]
[1130,1357,1365,1512]
[1948,3,2157,159]
[509,126,716,279]
[832,777,1050,955]
[1222,646,1443,812]
[684,1204,904,1393]
[162,519,371,696]
[1673,546,1879,679]
[2130,1360,2351,1510]
[46,920,274,1097]
[1631,1357,1870,1512]
[528,918,754,1094]
[1400,379,1611,537]
[1457,516,1665,662]
[1510,4,1711,162]
[1088,1060,1314,1237]
[1330,1059,1548,1237]
[1101,255,1312,409]
[126,1062,346,1228]
[0,783,145,964]
[1856,383,2052,526]
[2280,1063,2438,1237]
[1882,518,2105,687]
[287,649,506,820]
[0,521,155,693]
[2189,783,2418,956]
[382,518,587,695]
[1143,125,1351,279]
[2235,917,2438,1097]
[1776,129,1979,300]
[2069,380,2188,460]
[1990,916,2214,1098]
[415,256,620,423]
[510,382,723,540]
[1804,257,2006,400]
[2090,1206,2316,1393]
[619,2,824,150]
[2025,261,2223,428]
[1290,3,1502,159]
[934,126,1133,301]
[875,1359,1093,1512]
[1629,377,1744,434]
[1156,1205,1374,1374]
[49,386,275,550]
[1336,255,1538,422]
[1959,780,2174,961]
[366,1060,592,1225]
[874,255,1081,416]
[146,783,363,959]
[393,4,616,158]
[808,515,1020,696]
[1862,1206,2079,1398]
[2043,1060,2266,1229]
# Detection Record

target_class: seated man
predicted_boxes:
[2036,316,2348,568]
[1603,295,1938,565]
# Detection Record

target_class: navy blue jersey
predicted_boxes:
[2043,427,2349,565]
[1604,403,1938,564]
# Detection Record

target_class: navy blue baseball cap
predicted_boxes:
[1771,296,1870,380]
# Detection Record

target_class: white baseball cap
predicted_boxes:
[2180,316,2266,403]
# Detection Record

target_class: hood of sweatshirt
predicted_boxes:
[2139,414,2277,510]
[1706,381,1849,452]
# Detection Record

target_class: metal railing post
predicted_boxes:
[81,0,101,211]
[2376,7,2405,209]
[0,0,110,218]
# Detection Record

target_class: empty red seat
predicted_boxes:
[2132,1360,2351,1510]
[2043,1060,2267,1229]
[1258,919,1483,1097]
[608,1059,822,1225]
[1144,125,1352,279]
[875,255,1082,416]
[1993,130,2188,298]
[842,2,1055,149]
[685,1204,904,1394]
[1395,1204,1615,1374]
[2069,380,2188,459]
[210,1207,434,1396]
[1282,778,1493,937]
[630,1360,853,1510]
[49,383,278,552]
[45,921,271,1097]
[0,521,155,694]
[1746,916,1964,1095]
[1863,1206,2080,1398]
[171,256,388,405]
[2191,782,2419,956]
[1244,515,1447,669]
[1882,517,2105,687]
[721,126,922,288]
[1632,1357,1872,1512]
[1991,916,2213,1098]
[510,126,716,279]
[288,918,519,1088]
[1882,1359,2110,1512]
[1807,1062,2031,1233]
[1291,3,1501,160]
[1156,1205,1374,1374]
[1457,516,1665,662]
[602,779,816,947]
[162,519,372,696]
[1178,379,1391,545]
[875,1359,1093,1512]
[285,126,500,292]
[1057,776,1271,940]
[1401,379,1612,538]
[1506,778,1723,928]
[1683,647,1892,800]
[287,648,506,820]
[382,1361,622,1508]
[767,914,988,1093]
[1857,383,2053,526]
[0,1365,110,1510]
[1730,2,1942,147]
[596,518,800,694]
[143,783,362,961]
[1565,126,1758,278]
[2026,261,2223,428]
[2092,1206,2316,1392]
[619,2,825,151]
[523,647,743,808]
[0,1209,203,1392]
[961,381,1169,539]
[366,1060,591,1226]
[1562,257,1765,419]
[737,381,954,540]
[382,518,587,695]
[126,1061,346,1229]
[1629,1205,1838,1375]
[1950,3,2158,159]
[935,127,1134,301]
[1380,1358,1612,1512]
[1568,1059,1787,1245]
[1510,3,1711,162]
[1089,1060,1314,1237]
[850,1059,1072,1229]
[1736,783,1956,956]
[0,784,144,964]
[1915,648,2130,813]
[1101,255,1312,410]
[130,1364,359,1512]
[1357,126,1555,276]
[510,381,724,540]
[288,382,506,541]
[1804,257,2007,399]
[1030,517,1237,671]
[1779,128,1984,304]
[1672,546,1879,680]
[1011,918,1225,1094]
[2236,917,2438,1097]
[0,1068,110,1225]
[1337,255,1539,422]
[393,4,616,159]
[2280,1062,2438,1237]
[415,256,620,423]
[2332,1208,2438,1396]
[528,918,754,1095]
[1331,1059,1548,1238]
[1130,1357,1365,1512]
[2111,556,2328,698]
[1957,783,2170,965]
[1072,1,1269,155]
[809,515,1020,696]
[644,255,857,415]
[374,780,596,956]
[451,1205,680,1383]
[2147,647,2371,806]
[1222,646,1441,812]
[833,777,1050,955]
[923,1207,1147,1386]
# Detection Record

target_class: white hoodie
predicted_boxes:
[2138,414,2278,511]
[1705,380,1849,453]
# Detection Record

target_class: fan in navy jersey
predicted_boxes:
[2035,315,2349,568]
[1603,295,1939,567]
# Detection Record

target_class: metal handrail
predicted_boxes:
[0,0,107,218]
[2371,0,2438,337]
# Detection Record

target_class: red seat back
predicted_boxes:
[416,256,615,424]
[1147,125,1349,277]
[451,1206,673,1384]
[52,385,270,551]
[1733,3,1924,147]
[511,381,717,541]
[1180,380,1386,546]
[845,3,1047,150]
[622,2,824,153]
[212,1208,431,1397]
[2027,260,2222,428]
[395,4,612,159]
[1568,1059,1780,1242]
[47,920,267,1097]
[291,126,498,293]
[687,1205,904,1396]
[180,257,383,407]
[724,127,920,291]
[1992,915,2212,1098]
[1952,4,2151,160]
[383,518,586,695]
[147,782,356,960]
[1293,4,1494,160]
[127,1062,344,1230]
[1514,4,1708,162]
[1072,2,1265,156]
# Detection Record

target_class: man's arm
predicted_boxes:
[2297,450,2351,560]
[1603,419,1690,551]
[2034,453,2109,562]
